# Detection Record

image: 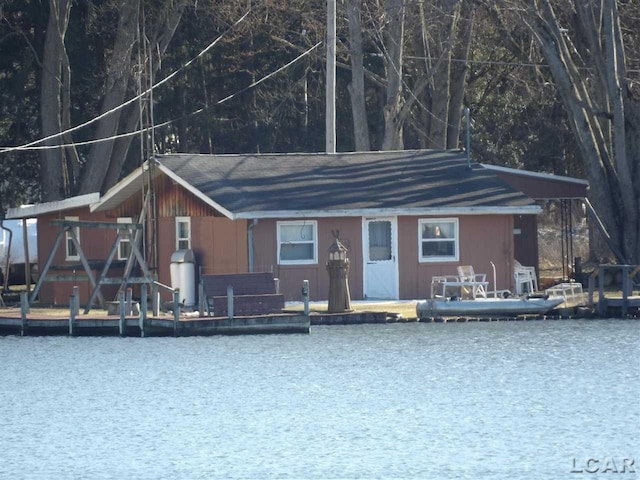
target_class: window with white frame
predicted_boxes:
[176,216,191,250]
[65,216,80,261]
[419,218,459,262]
[117,217,132,261]
[277,220,318,265]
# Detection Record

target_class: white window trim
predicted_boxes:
[175,216,191,250]
[117,217,132,261]
[418,218,460,263]
[65,216,80,261]
[277,220,318,265]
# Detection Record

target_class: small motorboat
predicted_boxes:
[416,295,565,319]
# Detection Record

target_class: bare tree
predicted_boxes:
[40,0,74,201]
[517,0,640,263]
[381,0,405,150]
[346,0,371,151]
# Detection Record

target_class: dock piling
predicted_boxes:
[303,280,310,316]
[20,291,27,336]
[69,291,76,336]
[140,284,147,337]
[173,290,180,336]
[118,291,125,336]
[227,285,234,320]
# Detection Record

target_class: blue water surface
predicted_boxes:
[0,319,638,480]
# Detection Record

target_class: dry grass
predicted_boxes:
[287,300,420,320]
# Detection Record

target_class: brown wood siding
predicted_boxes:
[253,218,363,302]
[155,216,248,302]
[402,215,514,299]
[494,171,587,200]
[109,175,223,219]
[36,208,124,305]
[155,175,222,217]
[254,215,516,301]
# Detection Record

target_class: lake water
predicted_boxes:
[0,320,638,480]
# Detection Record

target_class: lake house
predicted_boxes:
[5,149,588,305]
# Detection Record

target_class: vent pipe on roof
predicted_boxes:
[464,107,471,169]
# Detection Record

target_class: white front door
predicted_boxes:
[363,217,399,299]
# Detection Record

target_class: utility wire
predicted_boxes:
[0,8,253,154]
[5,42,322,152]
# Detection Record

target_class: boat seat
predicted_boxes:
[456,265,488,299]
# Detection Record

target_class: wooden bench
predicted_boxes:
[201,272,285,316]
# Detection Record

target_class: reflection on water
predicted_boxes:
[0,320,638,480]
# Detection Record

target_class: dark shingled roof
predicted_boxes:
[154,150,538,217]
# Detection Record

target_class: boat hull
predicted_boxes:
[417,297,565,318]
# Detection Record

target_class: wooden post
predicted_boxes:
[152,284,159,316]
[303,280,310,316]
[227,285,234,320]
[20,291,27,336]
[72,286,79,317]
[140,283,147,338]
[22,219,31,293]
[588,268,597,306]
[118,291,126,336]
[622,265,629,317]
[198,281,205,317]
[126,287,133,316]
[69,292,76,336]
[173,290,180,336]
[597,266,606,317]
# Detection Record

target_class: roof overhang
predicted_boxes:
[91,164,153,213]
[481,164,589,186]
[5,192,101,219]
[233,205,542,219]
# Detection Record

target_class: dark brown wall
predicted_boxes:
[514,214,538,268]
[494,171,587,200]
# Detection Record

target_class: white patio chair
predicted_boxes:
[514,260,538,295]
[456,265,488,299]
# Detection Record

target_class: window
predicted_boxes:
[419,218,459,262]
[367,220,392,261]
[176,217,191,250]
[117,217,132,261]
[65,216,80,261]
[277,221,318,265]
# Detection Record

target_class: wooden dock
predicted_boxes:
[588,264,640,317]
[0,308,310,336]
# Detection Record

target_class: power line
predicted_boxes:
[4,42,322,152]
[0,8,254,155]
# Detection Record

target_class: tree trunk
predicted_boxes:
[346,0,370,152]
[381,0,405,150]
[39,0,72,201]
[523,0,639,263]
[447,0,475,150]
[427,1,460,149]
[79,0,140,195]
[79,0,184,194]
